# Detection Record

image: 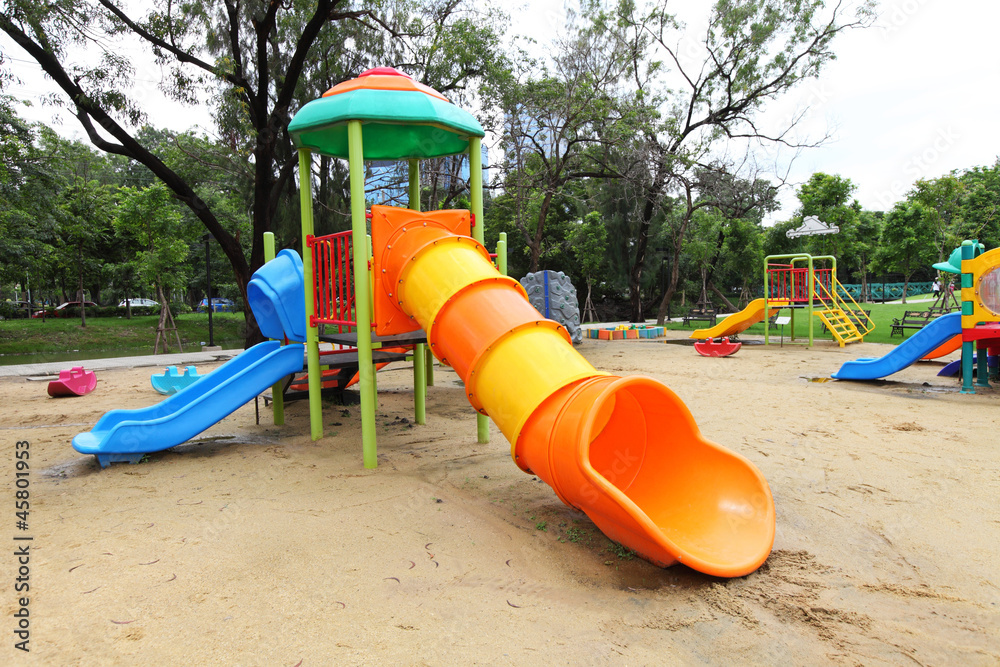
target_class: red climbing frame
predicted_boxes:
[307,230,356,330]
[766,263,833,303]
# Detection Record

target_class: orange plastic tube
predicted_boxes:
[373,206,775,577]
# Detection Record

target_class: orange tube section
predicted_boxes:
[372,206,775,577]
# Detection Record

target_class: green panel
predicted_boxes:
[289,90,484,160]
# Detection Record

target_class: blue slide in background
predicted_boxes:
[73,249,308,467]
[833,312,962,381]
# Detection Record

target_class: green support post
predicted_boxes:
[976,342,991,388]
[469,136,490,444]
[960,241,976,394]
[498,232,507,276]
[298,150,324,440]
[409,159,427,425]
[806,255,815,345]
[425,346,434,386]
[367,233,379,411]
[763,260,771,345]
[347,121,378,467]
[263,232,284,426]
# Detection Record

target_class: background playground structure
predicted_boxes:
[762,253,875,347]
[955,240,999,393]
[832,240,1000,390]
[687,253,875,347]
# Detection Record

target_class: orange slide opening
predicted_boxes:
[370,205,775,577]
[517,376,774,577]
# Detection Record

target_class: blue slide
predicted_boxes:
[73,249,307,467]
[833,312,962,381]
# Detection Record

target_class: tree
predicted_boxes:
[847,210,881,302]
[956,160,1000,250]
[0,97,59,297]
[570,211,608,322]
[1,0,508,345]
[52,178,117,325]
[795,172,860,260]
[612,0,874,321]
[909,175,964,263]
[873,201,936,303]
[499,7,641,272]
[653,168,777,324]
[116,183,192,350]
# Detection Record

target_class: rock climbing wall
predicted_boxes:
[519,270,583,344]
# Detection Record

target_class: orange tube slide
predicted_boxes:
[371,206,775,577]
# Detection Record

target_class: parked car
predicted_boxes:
[32,301,99,318]
[197,297,236,313]
[118,298,159,308]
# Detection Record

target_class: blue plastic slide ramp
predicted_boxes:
[833,312,962,381]
[72,341,304,467]
[246,249,307,343]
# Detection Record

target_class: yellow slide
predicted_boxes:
[689,298,788,340]
[371,206,775,578]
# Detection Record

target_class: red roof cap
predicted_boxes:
[358,67,411,78]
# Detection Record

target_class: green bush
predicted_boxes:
[171,302,193,315]
[0,302,32,319]
[116,305,157,316]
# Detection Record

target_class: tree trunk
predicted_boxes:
[528,189,555,273]
[654,248,683,326]
[710,283,738,313]
[77,247,86,328]
[655,205,696,325]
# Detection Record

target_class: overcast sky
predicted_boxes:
[5,0,998,223]
[507,0,1000,222]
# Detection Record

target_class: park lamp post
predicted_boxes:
[202,232,214,348]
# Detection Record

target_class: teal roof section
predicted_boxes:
[933,247,963,274]
[289,89,485,160]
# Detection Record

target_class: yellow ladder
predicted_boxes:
[814,276,875,346]
[815,307,863,346]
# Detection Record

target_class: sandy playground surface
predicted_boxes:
[1,331,998,665]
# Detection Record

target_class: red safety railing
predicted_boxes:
[308,231,356,330]
[767,264,834,304]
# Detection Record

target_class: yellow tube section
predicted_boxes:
[370,205,775,577]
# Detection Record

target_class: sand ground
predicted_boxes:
[1,332,998,665]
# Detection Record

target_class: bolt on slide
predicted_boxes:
[371,205,775,577]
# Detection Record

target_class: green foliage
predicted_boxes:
[571,211,609,285]
[874,201,937,287]
[954,160,1000,250]
[115,183,193,300]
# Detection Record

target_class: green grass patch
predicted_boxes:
[667,297,942,346]
[0,312,247,361]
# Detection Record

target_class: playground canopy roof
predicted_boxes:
[288,67,485,161]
